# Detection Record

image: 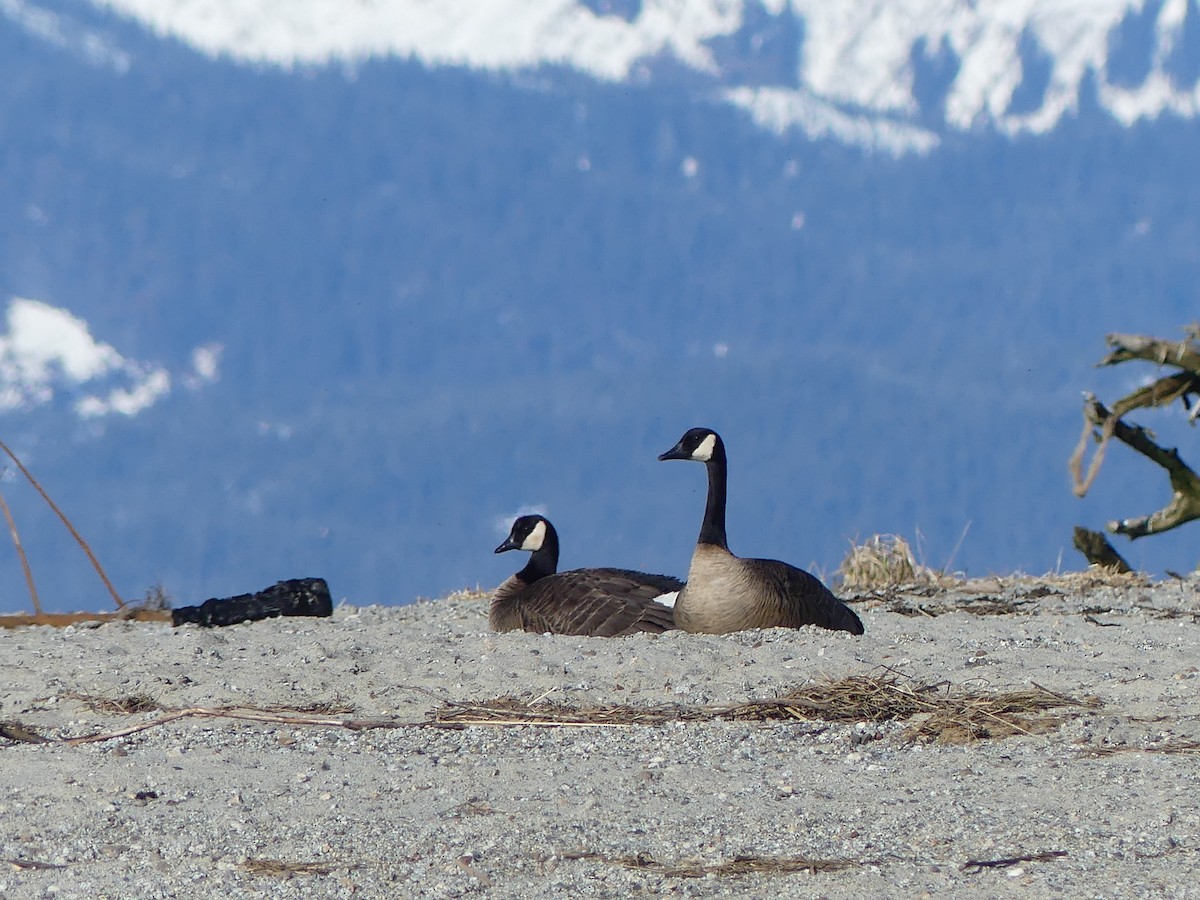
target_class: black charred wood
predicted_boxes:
[171,578,333,627]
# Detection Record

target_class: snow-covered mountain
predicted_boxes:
[53,0,1200,152]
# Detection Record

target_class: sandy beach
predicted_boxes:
[2,576,1200,898]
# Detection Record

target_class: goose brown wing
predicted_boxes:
[518,569,680,636]
[587,568,684,596]
[751,558,864,635]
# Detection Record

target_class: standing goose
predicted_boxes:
[658,428,864,635]
[491,514,682,636]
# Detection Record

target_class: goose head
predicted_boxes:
[495,514,551,554]
[658,427,722,463]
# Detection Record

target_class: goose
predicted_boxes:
[491,514,682,636]
[658,427,864,635]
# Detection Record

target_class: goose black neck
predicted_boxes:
[517,524,559,583]
[699,445,729,549]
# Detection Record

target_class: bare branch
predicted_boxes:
[1110,371,1200,419]
[1069,394,1118,497]
[1101,331,1200,374]
[1082,396,1200,539]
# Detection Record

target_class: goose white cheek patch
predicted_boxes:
[520,519,547,551]
[692,433,716,461]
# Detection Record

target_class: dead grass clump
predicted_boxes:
[69,693,164,715]
[726,676,1094,742]
[721,674,939,723]
[838,535,922,590]
[138,583,173,611]
[904,687,1083,743]
[837,534,963,592]
[429,674,1096,744]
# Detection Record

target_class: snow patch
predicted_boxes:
[80,0,1200,151]
[725,85,940,154]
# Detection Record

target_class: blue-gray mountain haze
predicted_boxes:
[0,1,1198,612]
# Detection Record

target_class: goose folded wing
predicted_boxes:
[519,570,679,636]
[751,558,864,635]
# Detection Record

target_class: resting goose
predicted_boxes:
[658,428,864,635]
[491,514,682,636]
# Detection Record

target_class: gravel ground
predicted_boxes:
[2,576,1200,898]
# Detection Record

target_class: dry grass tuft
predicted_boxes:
[838,531,1155,603]
[137,583,173,612]
[838,535,930,590]
[904,688,1081,743]
[429,674,1096,744]
[439,588,492,604]
[69,692,164,715]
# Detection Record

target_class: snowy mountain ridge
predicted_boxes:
[61,0,1200,152]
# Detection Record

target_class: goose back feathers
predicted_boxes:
[492,515,681,636]
[659,428,864,636]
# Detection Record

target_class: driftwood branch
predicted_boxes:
[1099,331,1200,375]
[1109,371,1200,419]
[1081,394,1200,539]
[0,609,171,630]
[1070,327,1200,564]
[1071,527,1132,573]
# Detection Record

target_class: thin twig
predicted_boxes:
[0,437,125,609]
[962,849,1066,872]
[0,483,40,613]
[63,705,425,745]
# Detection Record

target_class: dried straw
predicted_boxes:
[558,850,854,877]
[429,674,1096,744]
[241,858,338,877]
